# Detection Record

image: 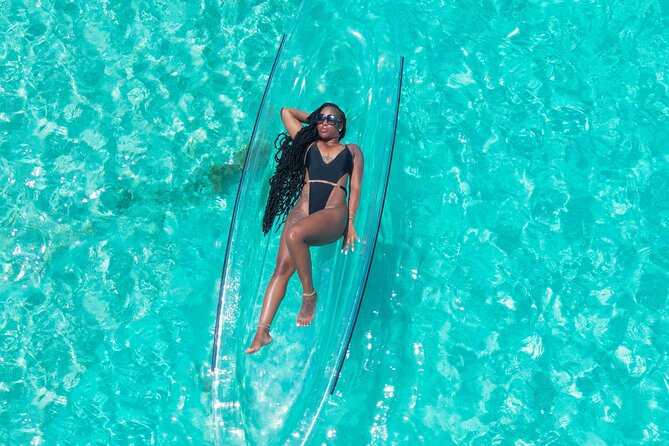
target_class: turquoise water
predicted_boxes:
[2,0,668,444]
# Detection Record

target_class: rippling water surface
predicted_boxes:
[2,0,668,444]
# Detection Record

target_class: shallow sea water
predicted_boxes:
[2,0,669,444]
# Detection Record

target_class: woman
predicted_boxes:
[245,102,364,354]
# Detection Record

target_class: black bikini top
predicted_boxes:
[305,142,353,184]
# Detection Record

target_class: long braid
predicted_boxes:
[262,125,318,233]
[262,103,347,234]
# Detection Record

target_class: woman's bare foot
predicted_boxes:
[297,290,317,326]
[245,325,272,354]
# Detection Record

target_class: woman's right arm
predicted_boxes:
[281,107,309,139]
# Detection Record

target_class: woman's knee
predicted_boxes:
[273,259,294,277]
[285,225,304,246]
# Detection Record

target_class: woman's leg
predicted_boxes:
[284,205,347,326]
[244,231,295,354]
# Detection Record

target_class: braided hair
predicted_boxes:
[262,102,347,234]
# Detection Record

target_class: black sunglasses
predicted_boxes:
[311,113,340,126]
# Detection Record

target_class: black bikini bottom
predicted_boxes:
[307,181,347,214]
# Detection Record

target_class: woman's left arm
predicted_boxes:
[342,144,364,253]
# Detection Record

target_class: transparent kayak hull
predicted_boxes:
[211,2,403,445]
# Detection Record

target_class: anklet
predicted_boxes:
[303,289,317,297]
[258,323,271,330]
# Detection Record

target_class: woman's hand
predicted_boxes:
[341,221,360,254]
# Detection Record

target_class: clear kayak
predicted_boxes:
[211,2,403,444]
